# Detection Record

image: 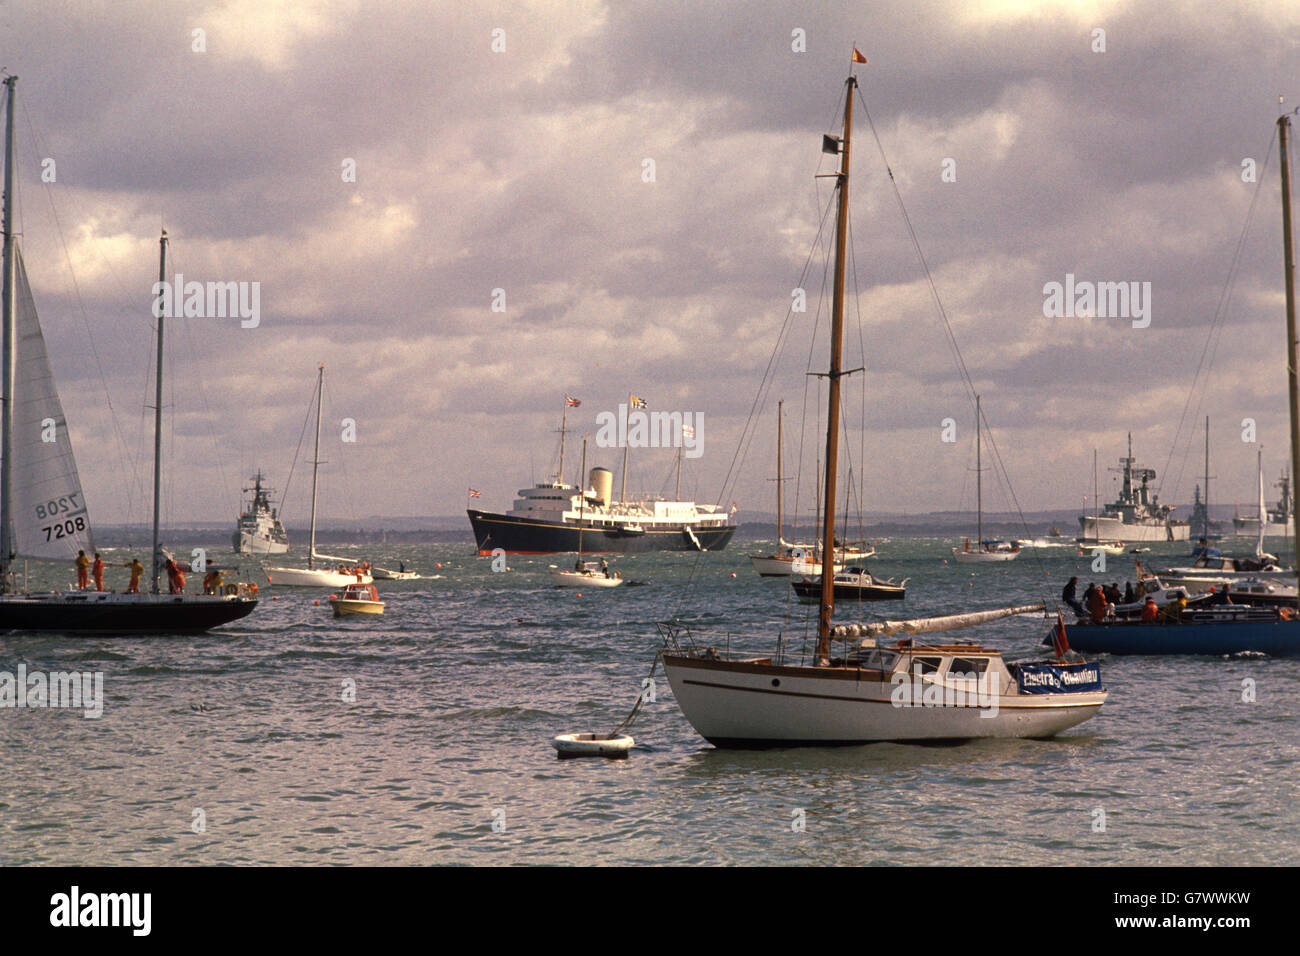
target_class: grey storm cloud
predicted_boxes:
[1,0,1297,527]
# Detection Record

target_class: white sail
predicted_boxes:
[831,604,1045,643]
[5,246,94,559]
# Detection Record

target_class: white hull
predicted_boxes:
[951,548,1019,563]
[371,567,417,580]
[748,554,844,577]
[550,569,623,588]
[662,655,1104,744]
[266,567,372,587]
[1232,518,1291,537]
[1079,515,1189,542]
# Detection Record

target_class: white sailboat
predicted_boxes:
[661,61,1106,744]
[265,366,372,587]
[748,399,846,577]
[951,395,1020,563]
[551,438,624,588]
[0,77,257,633]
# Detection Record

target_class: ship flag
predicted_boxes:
[630,396,647,409]
[468,488,482,498]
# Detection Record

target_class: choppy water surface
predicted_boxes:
[1,537,1296,865]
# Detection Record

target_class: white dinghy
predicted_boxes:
[551,732,635,758]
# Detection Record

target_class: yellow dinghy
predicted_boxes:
[329,583,384,617]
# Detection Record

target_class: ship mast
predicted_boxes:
[1278,110,1299,604]
[557,396,569,485]
[817,73,856,662]
[0,76,15,591]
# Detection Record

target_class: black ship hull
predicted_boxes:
[0,593,258,634]
[467,509,736,554]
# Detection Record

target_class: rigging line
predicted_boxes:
[321,374,365,530]
[17,97,143,526]
[856,86,1053,587]
[166,242,234,516]
[857,86,977,412]
[847,205,870,545]
[279,377,318,520]
[667,177,840,616]
[1157,126,1278,503]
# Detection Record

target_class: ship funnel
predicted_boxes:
[589,467,613,507]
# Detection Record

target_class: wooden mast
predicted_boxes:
[1278,110,1299,604]
[817,73,856,662]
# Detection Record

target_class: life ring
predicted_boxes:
[223,583,239,596]
[551,733,634,758]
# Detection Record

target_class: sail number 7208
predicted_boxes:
[34,494,89,541]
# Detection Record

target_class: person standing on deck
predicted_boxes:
[91,553,105,591]
[1061,577,1084,615]
[164,558,185,594]
[75,550,90,589]
[124,557,144,593]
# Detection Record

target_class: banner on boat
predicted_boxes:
[1014,662,1103,694]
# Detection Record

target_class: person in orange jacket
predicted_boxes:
[75,550,90,589]
[165,558,185,594]
[91,552,105,591]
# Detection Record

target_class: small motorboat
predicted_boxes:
[551,561,624,588]
[1078,540,1125,555]
[552,733,634,758]
[791,566,907,602]
[329,582,384,617]
[371,565,418,580]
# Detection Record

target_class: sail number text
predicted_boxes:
[34,495,89,541]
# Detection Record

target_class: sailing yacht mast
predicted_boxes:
[1279,110,1299,603]
[1,76,16,591]
[150,232,167,593]
[1203,416,1211,542]
[816,73,856,662]
[976,394,983,547]
[776,400,784,542]
[307,363,324,571]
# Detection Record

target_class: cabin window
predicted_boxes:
[948,657,989,676]
[913,657,942,675]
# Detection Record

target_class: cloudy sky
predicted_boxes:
[2,0,1298,530]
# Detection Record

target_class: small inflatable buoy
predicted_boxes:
[313,600,320,606]
[552,733,634,759]
[730,572,736,578]
[435,562,442,569]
